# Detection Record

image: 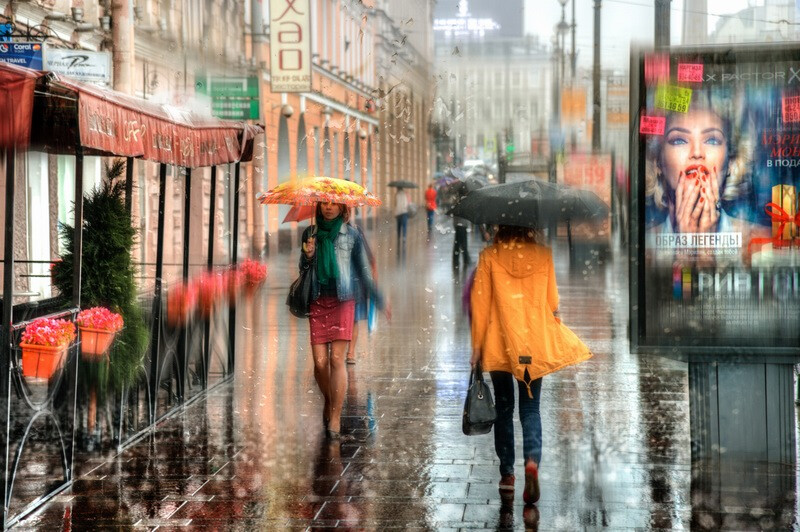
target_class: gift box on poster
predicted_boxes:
[771,184,797,239]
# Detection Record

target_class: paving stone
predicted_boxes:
[15,222,800,529]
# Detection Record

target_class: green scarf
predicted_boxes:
[315,214,343,286]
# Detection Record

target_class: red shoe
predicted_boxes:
[498,473,515,492]
[523,461,540,504]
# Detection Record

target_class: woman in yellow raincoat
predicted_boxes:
[470,225,592,504]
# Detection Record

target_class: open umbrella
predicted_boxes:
[387,180,419,189]
[448,178,608,228]
[258,176,381,207]
[282,203,316,223]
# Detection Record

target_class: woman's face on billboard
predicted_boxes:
[660,109,727,194]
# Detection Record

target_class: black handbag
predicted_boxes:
[462,363,496,435]
[286,257,316,318]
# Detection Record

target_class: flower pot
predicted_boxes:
[20,343,67,379]
[79,326,116,359]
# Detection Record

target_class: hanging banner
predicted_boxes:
[269,0,312,93]
[631,46,800,356]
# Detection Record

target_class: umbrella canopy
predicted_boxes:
[387,180,419,189]
[439,176,486,198]
[282,203,316,223]
[448,178,608,228]
[258,176,381,207]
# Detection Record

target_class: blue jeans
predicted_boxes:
[396,213,408,243]
[426,209,435,232]
[490,371,542,476]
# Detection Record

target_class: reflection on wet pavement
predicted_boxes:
[19,218,799,529]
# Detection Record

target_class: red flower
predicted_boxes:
[21,317,76,347]
[238,259,268,287]
[76,307,124,331]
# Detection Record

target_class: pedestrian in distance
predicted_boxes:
[301,203,390,439]
[470,225,592,504]
[425,182,438,235]
[452,213,472,271]
[394,187,410,251]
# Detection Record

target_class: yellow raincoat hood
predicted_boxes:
[470,241,592,395]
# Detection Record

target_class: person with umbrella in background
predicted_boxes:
[387,180,417,257]
[455,178,604,505]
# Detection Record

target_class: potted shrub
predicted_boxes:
[238,259,268,295]
[51,160,149,389]
[167,281,197,327]
[20,317,76,379]
[77,307,124,359]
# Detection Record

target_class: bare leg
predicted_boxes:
[346,320,359,362]
[327,340,349,433]
[312,343,332,424]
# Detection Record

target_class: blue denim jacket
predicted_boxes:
[300,224,384,308]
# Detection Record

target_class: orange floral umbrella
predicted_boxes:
[258,176,381,208]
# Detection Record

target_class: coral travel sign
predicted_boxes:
[0,42,42,70]
[269,0,312,93]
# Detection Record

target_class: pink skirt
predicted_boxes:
[309,297,355,345]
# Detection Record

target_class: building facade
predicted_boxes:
[0,0,434,300]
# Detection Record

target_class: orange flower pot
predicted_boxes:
[20,343,67,379]
[79,326,116,358]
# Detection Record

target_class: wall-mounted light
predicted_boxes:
[133,5,144,21]
[271,103,294,118]
[322,106,333,119]
[71,7,84,23]
[358,129,367,140]
[99,15,112,31]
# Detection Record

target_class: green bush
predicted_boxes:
[52,159,148,389]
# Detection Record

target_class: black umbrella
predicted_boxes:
[448,178,608,228]
[439,176,485,198]
[387,180,419,189]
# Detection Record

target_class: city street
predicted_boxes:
[16,216,794,530]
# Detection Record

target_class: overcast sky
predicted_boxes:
[523,0,754,70]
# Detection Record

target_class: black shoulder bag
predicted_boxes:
[462,362,496,435]
[287,230,317,318]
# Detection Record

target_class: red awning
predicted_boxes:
[1,62,262,167]
[0,62,46,148]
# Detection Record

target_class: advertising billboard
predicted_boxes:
[563,153,612,245]
[630,45,800,356]
[269,0,312,92]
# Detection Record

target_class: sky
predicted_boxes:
[523,0,754,70]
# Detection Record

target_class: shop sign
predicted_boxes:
[0,42,43,69]
[195,76,260,120]
[631,46,800,355]
[269,0,312,93]
[561,87,586,125]
[44,48,111,84]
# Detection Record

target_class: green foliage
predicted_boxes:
[52,159,148,389]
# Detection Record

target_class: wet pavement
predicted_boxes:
[16,216,800,530]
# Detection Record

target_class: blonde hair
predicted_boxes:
[645,90,752,210]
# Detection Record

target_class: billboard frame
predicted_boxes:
[629,43,800,359]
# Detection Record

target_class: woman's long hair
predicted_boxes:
[494,225,540,244]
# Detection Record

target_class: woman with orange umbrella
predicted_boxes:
[260,178,389,439]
